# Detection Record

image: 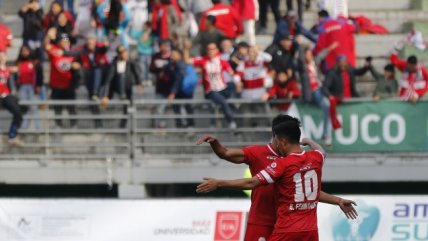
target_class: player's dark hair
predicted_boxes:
[212,0,221,4]
[273,119,301,144]
[271,114,298,131]
[237,41,250,49]
[407,55,418,65]
[206,15,216,25]
[318,10,329,18]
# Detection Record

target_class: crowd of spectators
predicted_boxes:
[0,0,427,146]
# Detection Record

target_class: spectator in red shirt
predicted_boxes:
[151,0,181,42]
[184,41,237,129]
[15,45,43,130]
[262,70,300,112]
[45,34,81,128]
[313,10,355,72]
[390,52,428,103]
[323,55,370,129]
[199,0,243,40]
[0,22,12,53]
[0,52,23,146]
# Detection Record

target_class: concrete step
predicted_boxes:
[355,34,405,57]
[349,0,411,11]
[404,21,428,34]
[2,15,23,41]
[412,0,428,10]
[399,45,428,64]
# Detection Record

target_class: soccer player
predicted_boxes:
[196,114,357,241]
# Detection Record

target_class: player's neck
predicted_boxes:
[286,145,303,156]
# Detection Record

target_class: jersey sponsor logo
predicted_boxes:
[331,201,380,241]
[214,212,243,241]
[56,60,72,73]
[266,155,277,160]
[300,163,312,171]
[289,201,318,211]
[270,162,277,168]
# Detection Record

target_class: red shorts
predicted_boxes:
[268,230,318,241]
[244,223,274,241]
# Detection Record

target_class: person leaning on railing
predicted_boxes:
[368,61,399,102]
[0,52,24,146]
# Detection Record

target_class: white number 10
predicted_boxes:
[293,170,318,202]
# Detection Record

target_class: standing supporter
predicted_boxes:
[273,10,316,44]
[266,35,298,78]
[97,0,131,49]
[232,0,258,45]
[43,1,74,31]
[66,35,109,128]
[48,12,77,45]
[100,46,143,128]
[199,0,243,40]
[313,10,355,72]
[257,0,281,34]
[129,22,154,85]
[337,15,356,67]
[298,43,337,145]
[235,46,272,100]
[45,34,81,128]
[0,52,24,146]
[229,41,250,71]
[126,0,149,32]
[369,63,399,102]
[166,48,196,128]
[15,45,43,130]
[390,52,428,103]
[262,70,300,112]
[0,22,12,53]
[151,0,181,42]
[192,15,225,56]
[184,41,238,129]
[74,0,96,37]
[149,39,172,128]
[323,55,370,129]
[220,38,237,94]
[18,0,44,60]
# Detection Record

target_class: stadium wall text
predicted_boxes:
[0,196,426,241]
[293,100,428,152]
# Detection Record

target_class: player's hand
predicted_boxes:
[338,198,358,220]
[196,135,217,145]
[196,177,218,193]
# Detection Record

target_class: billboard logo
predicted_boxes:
[214,212,243,241]
[332,201,380,241]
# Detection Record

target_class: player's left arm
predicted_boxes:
[300,138,326,156]
[319,191,358,220]
[196,176,261,193]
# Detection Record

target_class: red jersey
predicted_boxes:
[17,60,36,85]
[199,3,243,38]
[390,53,428,100]
[256,150,325,234]
[0,24,12,52]
[314,18,355,70]
[267,80,301,111]
[232,0,259,20]
[0,67,11,96]
[78,44,109,70]
[48,46,75,89]
[242,144,280,227]
[192,56,232,93]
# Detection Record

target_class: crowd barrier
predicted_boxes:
[0,98,427,162]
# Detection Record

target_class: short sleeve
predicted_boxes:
[313,150,326,164]
[241,146,253,165]
[256,158,286,185]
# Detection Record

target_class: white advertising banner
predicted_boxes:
[0,196,425,241]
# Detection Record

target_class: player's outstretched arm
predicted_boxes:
[319,191,358,220]
[300,138,326,156]
[196,177,260,193]
[196,135,246,164]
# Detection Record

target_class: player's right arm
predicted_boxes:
[196,176,261,193]
[196,135,247,164]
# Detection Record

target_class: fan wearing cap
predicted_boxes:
[100,46,143,128]
[273,10,317,45]
[323,55,370,129]
[44,32,81,128]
